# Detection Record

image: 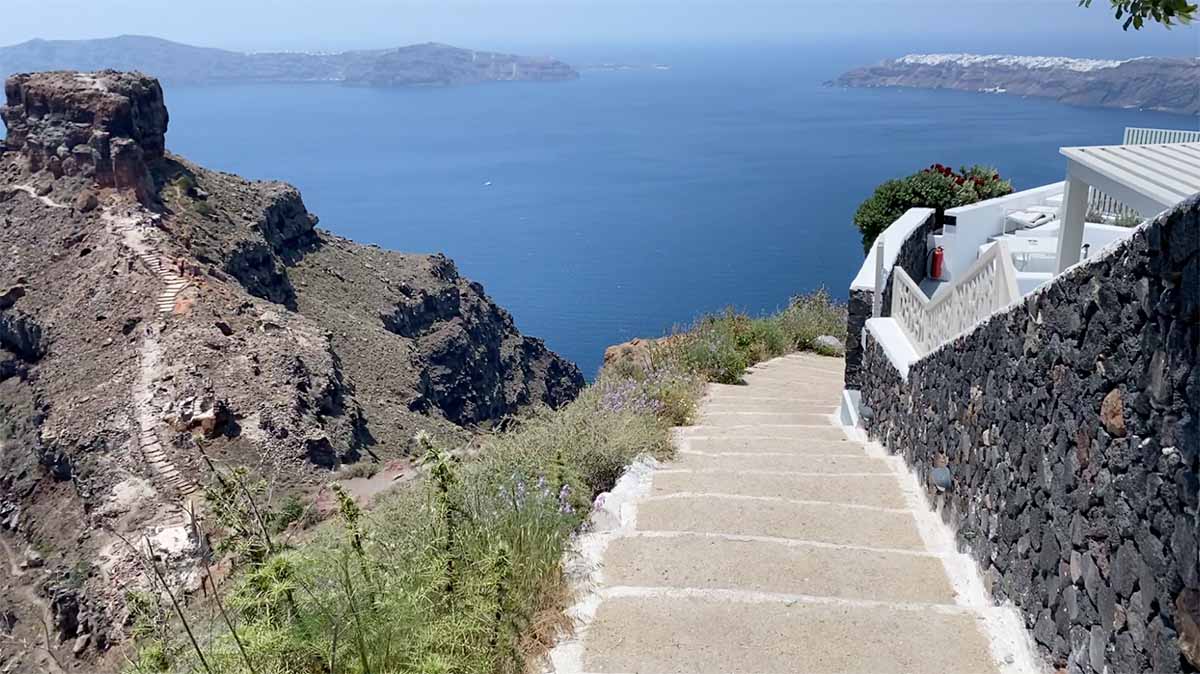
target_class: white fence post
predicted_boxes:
[872,240,885,317]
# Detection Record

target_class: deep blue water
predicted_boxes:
[151,44,1193,377]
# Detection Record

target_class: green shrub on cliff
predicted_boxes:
[665,289,847,384]
[853,164,1013,252]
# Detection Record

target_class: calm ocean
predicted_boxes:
[156,42,1192,377]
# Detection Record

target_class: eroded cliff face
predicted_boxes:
[0,70,582,673]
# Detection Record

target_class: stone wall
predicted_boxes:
[859,198,1199,673]
[845,210,938,389]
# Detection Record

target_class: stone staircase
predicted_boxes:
[140,253,190,315]
[102,201,202,506]
[551,353,1038,674]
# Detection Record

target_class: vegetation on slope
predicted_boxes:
[127,292,846,674]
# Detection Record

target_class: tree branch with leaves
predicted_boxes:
[1079,0,1197,29]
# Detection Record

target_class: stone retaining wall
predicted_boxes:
[845,210,938,389]
[859,197,1199,673]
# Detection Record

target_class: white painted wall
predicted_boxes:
[941,182,1065,282]
[850,207,935,292]
[850,185,1068,294]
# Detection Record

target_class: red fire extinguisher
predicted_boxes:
[930,246,945,280]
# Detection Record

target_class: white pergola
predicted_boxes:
[1056,142,1200,272]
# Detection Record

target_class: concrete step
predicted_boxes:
[702,400,839,414]
[698,412,833,426]
[679,425,850,442]
[583,595,999,674]
[752,357,844,374]
[674,450,888,474]
[603,533,959,604]
[651,470,908,509]
[743,365,843,379]
[635,495,925,549]
[710,381,843,394]
[712,375,841,387]
[682,436,867,455]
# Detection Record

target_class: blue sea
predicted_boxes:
[152,42,1193,377]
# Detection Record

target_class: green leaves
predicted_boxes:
[1078,0,1198,29]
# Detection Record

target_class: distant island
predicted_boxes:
[580,63,672,72]
[832,54,1199,116]
[0,35,579,87]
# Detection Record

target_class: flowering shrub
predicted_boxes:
[853,164,1014,252]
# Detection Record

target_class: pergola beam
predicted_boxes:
[1056,142,1200,273]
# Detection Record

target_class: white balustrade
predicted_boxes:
[890,241,1021,356]
[1123,127,1200,145]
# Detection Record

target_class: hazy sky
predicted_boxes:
[4,0,1197,57]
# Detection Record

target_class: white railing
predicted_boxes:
[1087,187,1137,220]
[1124,127,1200,145]
[891,240,1021,356]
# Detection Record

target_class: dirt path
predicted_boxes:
[549,353,1040,674]
[0,537,67,674]
[7,185,68,210]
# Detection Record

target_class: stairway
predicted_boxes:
[101,201,202,507]
[552,353,1035,674]
[141,253,190,315]
[139,426,198,497]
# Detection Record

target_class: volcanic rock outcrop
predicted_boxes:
[0,70,582,673]
[1,70,168,201]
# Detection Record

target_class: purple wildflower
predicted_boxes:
[558,483,573,514]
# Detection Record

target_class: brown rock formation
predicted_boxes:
[1,70,167,201]
[601,335,686,376]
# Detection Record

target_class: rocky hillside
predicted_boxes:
[0,36,579,87]
[0,70,582,673]
[832,54,1200,115]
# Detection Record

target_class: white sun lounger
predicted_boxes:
[1005,208,1057,230]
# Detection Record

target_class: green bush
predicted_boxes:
[854,164,1014,252]
[663,290,847,385]
[1114,212,1144,227]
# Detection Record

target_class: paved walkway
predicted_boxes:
[552,353,1036,674]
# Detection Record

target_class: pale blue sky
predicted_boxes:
[4,0,1196,57]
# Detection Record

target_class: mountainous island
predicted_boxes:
[0,69,583,671]
[0,35,579,86]
[832,54,1200,115]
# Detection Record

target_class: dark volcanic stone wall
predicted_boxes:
[859,198,1199,673]
[845,210,937,389]
[844,289,873,389]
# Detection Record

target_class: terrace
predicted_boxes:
[845,126,1200,384]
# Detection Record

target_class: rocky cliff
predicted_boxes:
[0,70,583,673]
[0,36,579,87]
[833,54,1200,116]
